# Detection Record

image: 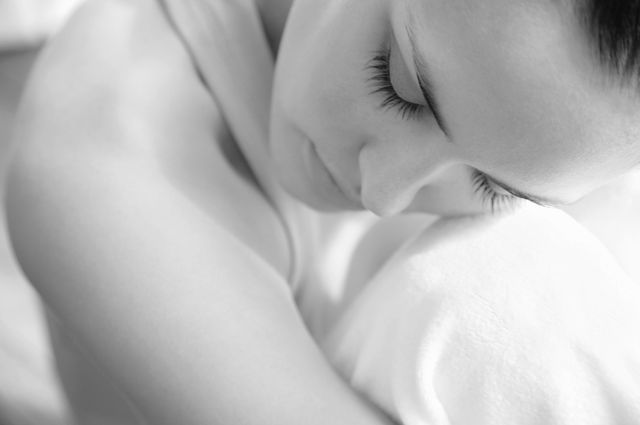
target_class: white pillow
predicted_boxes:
[323,206,640,425]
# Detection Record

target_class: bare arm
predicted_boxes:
[5,1,392,424]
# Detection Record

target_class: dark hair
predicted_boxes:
[580,0,640,80]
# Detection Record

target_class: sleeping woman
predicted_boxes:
[5,0,640,424]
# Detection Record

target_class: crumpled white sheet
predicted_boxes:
[317,206,640,425]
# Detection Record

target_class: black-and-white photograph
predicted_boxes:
[1,1,640,424]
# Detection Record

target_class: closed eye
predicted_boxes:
[366,48,429,121]
[471,170,521,213]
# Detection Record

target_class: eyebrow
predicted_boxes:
[485,174,566,207]
[405,24,451,137]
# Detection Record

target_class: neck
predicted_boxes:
[254,0,294,54]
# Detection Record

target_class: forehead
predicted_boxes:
[406,0,565,25]
[402,0,640,194]
[405,0,579,64]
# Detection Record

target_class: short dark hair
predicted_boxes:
[579,0,640,81]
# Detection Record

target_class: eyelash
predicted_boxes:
[471,170,520,213]
[366,49,427,120]
[366,49,518,213]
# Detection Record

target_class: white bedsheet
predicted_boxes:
[315,206,640,425]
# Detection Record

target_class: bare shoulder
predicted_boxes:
[9,0,291,276]
[28,0,192,92]
[16,0,220,160]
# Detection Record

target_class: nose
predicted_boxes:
[358,137,454,216]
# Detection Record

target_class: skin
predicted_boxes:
[6,1,392,424]
[3,0,640,424]
[270,0,640,216]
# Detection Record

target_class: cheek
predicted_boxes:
[275,0,390,130]
[272,3,392,174]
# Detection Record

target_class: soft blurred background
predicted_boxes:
[0,1,83,424]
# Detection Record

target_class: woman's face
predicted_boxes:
[270,0,640,216]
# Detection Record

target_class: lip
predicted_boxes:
[303,139,362,210]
